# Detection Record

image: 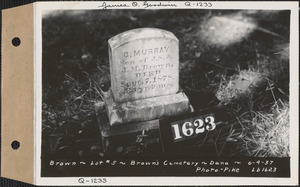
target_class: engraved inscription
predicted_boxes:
[109,28,179,102]
[118,45,175,95]
[123,46,170,57]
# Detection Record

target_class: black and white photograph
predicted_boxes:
[36,1,298,185]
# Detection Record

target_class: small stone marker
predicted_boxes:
[104,28,192,126]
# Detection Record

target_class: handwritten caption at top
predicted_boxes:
[98,1,213,10]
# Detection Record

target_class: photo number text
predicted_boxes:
[171,114,216,142]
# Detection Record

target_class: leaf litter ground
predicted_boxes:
[42,10,290,159]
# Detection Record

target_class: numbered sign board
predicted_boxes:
[159,108,228,152]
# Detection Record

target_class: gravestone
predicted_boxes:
[104,28,192,126]
[109,28,179,102]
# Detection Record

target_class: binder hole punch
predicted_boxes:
[11,140,20,150]
[12,37,21,46]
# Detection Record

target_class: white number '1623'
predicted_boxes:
[172,116,216,140]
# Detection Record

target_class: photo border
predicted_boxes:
[34,1,299,185]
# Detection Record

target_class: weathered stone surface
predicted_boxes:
[95,102,159,137]
[104,90,191,126]
[95,102,160,151]
[108,28,179,103]
[102,28,192,126]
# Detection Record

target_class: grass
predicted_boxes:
[235,100,289,157]
[213,49,289,157]
[42,9,290,158]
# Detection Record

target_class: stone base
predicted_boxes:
[95,102,160,137]
[95,102,160,151]
[104,90,192,126]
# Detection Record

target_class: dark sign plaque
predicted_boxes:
[159,107,229,152]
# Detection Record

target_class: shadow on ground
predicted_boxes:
[41,9,290,160]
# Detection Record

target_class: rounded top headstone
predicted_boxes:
[108,28,178,50]
[108,28,180,103]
